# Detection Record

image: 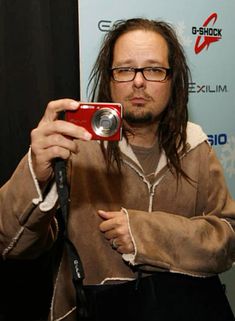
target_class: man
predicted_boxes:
[1,18,235,321]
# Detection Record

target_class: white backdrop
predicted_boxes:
[78,0,235,311]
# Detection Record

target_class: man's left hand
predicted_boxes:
[98,210,135,254]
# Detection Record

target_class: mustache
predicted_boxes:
[125,91,152,101]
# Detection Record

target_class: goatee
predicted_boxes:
[124,111,154,125]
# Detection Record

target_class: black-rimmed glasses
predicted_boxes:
[110,66,171,82]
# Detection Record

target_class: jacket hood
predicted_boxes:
[118,121,209,173]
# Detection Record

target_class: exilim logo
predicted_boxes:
[189,82,228,94]
[192,13,222,54]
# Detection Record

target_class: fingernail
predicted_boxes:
[83,132,92,140]
[70,101,79,108]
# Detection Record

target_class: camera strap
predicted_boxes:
[54,157,89,318]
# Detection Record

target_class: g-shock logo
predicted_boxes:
[192,13,222,54]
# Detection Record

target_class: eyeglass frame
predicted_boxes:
[110,66,172,83]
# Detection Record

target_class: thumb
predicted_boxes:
[98,210,111,220]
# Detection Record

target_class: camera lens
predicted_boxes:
[91,108,120,137]
[100,115,112,129]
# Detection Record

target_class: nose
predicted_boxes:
[132,70,146,88]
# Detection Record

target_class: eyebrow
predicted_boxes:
[113,59,165,67]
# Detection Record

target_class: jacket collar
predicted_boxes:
[118,121,208,173]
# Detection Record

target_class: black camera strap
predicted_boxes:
[54,157,89,318]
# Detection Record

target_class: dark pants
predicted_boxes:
[79,272,234,321]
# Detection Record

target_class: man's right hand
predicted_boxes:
[30,99,92,184]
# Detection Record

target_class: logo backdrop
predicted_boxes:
[78,0,235,310]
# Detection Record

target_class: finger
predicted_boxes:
[110,238,120,250]
[31,147,72,182]
[33,143,75,163]
[115,235,135,254]
[52,120,92,141]
[39,146,72,162]
[31,120,92,144]
[99,219,116,233]
[32,132,78,153]
[99,216,126,232]
[40,99,80,123]
[117,243,134,254]
[100,218,127,236]
[99,213,127,232]
[98,210,121,220]
[98,210,112,219]
[104,229,119,240]
[109,235,134,254]
[98,211,116,232]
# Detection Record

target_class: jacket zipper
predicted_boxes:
[123,159,165,213]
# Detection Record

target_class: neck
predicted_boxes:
[126,122,158,148]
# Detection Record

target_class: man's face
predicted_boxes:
[110,29,172,125]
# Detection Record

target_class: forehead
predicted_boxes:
[112,29,169,66]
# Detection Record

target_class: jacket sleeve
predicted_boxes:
[123,147,235,277]
[0,153,58,260]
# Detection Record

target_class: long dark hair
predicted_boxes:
[88,18,190,178]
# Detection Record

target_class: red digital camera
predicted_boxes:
[65,102,123,141]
